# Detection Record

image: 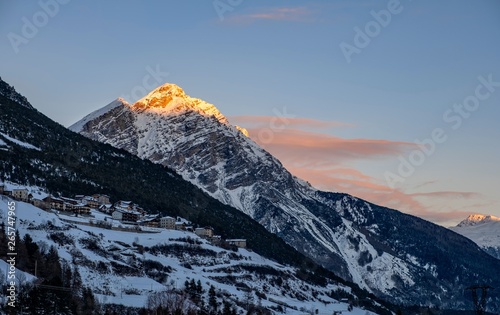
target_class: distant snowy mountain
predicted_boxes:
[451,214,500,259]
[71,82,500,311]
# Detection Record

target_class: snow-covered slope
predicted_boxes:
[70,83,500,310]
[69,98,128,133]
[0,197,377,314]
[451,214,500,259]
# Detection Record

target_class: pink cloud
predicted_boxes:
[245,127,416,163]
[409,191,482,199]
[290,166,476,225]
[234,116,482,225]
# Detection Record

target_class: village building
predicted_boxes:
[12,188,29,201]
[160,216,176,229]
[93,194,110,205]
[61,196,79,205]
[175,221,187,231]
[99,204,114,214]
[139,214,160,227]
[211,235,222,246]
[112,208,142,223]
[82,196,99,209]
[115,200,133,210]
[72,203,91,215]
[112,210,123,221]
[43,196,66,211]
[195,226,214,238]
[226,239,247,248]
[122,210,141,223]
[32,198,49,210]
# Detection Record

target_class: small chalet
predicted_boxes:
[72,203,91,215]
[226,239,247,248]
[61,197,79,205]
[175,221,187,231]
[12,188,29,201]
[43,196,66,210]
[112,208,141,223]
[82,196,99,209]
[93,194,110,205]
[211,235,222,246]
[115,200,133,210]
[195,226,214,238]
[32,198,49,210]
[139,214,160,227]
[99,204,114,214]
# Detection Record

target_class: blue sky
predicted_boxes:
[1,0,499,225]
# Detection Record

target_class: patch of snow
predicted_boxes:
[0,133,41,151]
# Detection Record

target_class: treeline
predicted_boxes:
[0,225,99,314]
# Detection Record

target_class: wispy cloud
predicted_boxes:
[246,127,416,162]
[411,180,438,190]
[235,115,483,225]
[227,6,315,24]
[289,165,479,225]
[409,191,482,200]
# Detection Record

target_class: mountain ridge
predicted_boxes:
[71,82,500,311]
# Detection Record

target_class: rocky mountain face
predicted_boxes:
[451,214,500,259]
[71,83,500,311]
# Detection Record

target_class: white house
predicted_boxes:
[93,194,110,205]
[12,188,29,201]
[195,227,214,238]
[112,210,123,221]
[160,216,176,229]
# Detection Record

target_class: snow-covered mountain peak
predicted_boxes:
[235,125,249,137]
[457,213,500,227]
[451,213,500,259]
[131,83,228,124]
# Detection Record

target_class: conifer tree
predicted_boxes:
[208,285,218,313]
